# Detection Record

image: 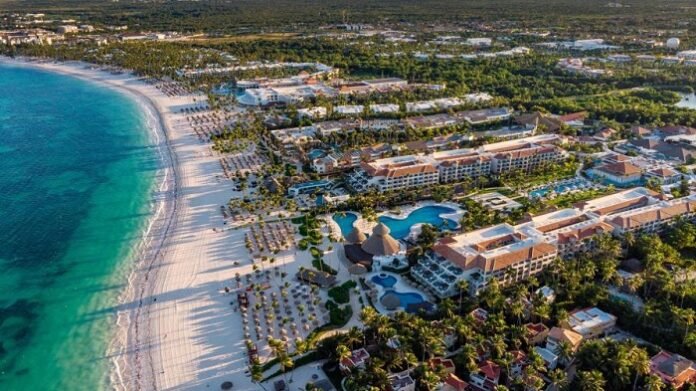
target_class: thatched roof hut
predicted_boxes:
[345,227,367,244]
[381,292,401,310]
[361,223,400,256]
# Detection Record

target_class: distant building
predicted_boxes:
[287,180,332,196]
[334,105,364,116]
[546,326,583,353]
[525,323,550,345]
[589,162,643,186]
[389,372,416,391]
[339,348,370,373]
[469,361,500,391]
[649,351,696,389]
[534,346,559,370]
[56,25,79,34]
[608,196,696,235]
[563,307,617,338]
[645,167,682,185]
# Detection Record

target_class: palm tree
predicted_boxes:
[673,306,696,343]
[336,344,351,363]
[457,279,469,311]
[628,346,650,391]
[555,341,574,367]
[548,368,568,391]
[576,370,606,391]
[645,374,664,391]
[251,364,268,391]
[345,327,363,350]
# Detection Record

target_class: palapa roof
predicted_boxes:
[361,222,400,256]
[381,292,401,310]
[345,227,366,243]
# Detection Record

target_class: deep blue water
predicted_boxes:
[371,274,397,288]
[381,291,425,310]
[0,63,158,389]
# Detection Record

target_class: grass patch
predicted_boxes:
[325,300,353,327]
[328,280,357,304]
[312,257,337,275]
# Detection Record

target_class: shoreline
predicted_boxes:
[0,56,181,390]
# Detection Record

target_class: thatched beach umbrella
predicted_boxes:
[345,227,367,244]
[381,292,401,311]
[348,264,368,276]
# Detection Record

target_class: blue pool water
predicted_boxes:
[379,205,458,239]
[307,149,326,160]
[333,212,358,236]
[382,291,426,311]
[530,179,590,198]
[371,274,397,288]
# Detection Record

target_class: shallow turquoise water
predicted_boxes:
[332,212,358,237]
[378,205,458,239]
[333,206,458,239]
[0,64,158,389]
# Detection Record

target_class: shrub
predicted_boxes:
[325,300,352,327]
[328,280,357,304]
[312,258,337,275]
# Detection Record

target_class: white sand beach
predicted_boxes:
[0,57,264,390]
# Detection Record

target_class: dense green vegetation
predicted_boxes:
[328,280,357,304]
[5,0,696,36]
[315,222,696,390]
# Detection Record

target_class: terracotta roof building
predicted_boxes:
[649,351,696,389]
[589,161,643,186]
[609,197,696,234]
[645,167,682,185]
[347,134,564,193]
[422,223,558,295]
[339,348,370,373]
[546,326,584,353]
[470,361,501,391]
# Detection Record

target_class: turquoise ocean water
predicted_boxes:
[0,63,158,389]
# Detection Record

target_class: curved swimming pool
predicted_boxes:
[380,291,426,312]
[333,212,358,237]
[371,273,397,288]
[379,205,458,239]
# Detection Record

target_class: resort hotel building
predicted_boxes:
[347,135,565,192]
[412,187,696,297]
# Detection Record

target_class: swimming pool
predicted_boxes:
[529,178,591,198]
[381,291,426,312]
[371,273,397,288]
[379,205,458,239]
[333,212,358,237]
